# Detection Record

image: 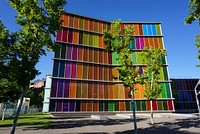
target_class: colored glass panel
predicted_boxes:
[64,80,70,97]
[70,81,76,98]
[156,24,161,35]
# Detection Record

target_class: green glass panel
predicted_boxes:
[76,82,81,98]
[132,52,137,64]
[112,52,118,65]
[136,101,141,111]
[125,101,131,111]
[131,39,136,49]
[141,101,146,111]
[99,101,103,111]
[55,48,60,58]
[157,101,163,110]
[109,101,114,111]
[79,18,84,29]
[61,44,66,59]
[89,33,93,46]
[163,67,169,80]
[160,83,166,98]
[159,68,164,80]
[163,101,168,110]
[136,52,142,64]
[166,83,172,98]
[104,101,108,111]
[162,57,166,64]
[94,34,98,47]
[82,64,88,79]
[115,101,119,111]
[84,33,89,46]
[156,24,161,36]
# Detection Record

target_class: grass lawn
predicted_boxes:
[0,112,53,127]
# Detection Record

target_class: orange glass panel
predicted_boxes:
[149,38,154,48]
[108,84,113,99]
[64,14,69,27]
[133,24,139,36]
[93,101,98,111]
[87,101,93,111]
[125,87,129,99]
[113,67,118,81]
[74,16,79,29]
[114,84,119,99]
[99,67,103,80]
[69,15,74,27]
[94,65,98,80]
[138,24,143,35]
[89,48,93,62]
[77,63,83,79]
[109,67,113,81]
[121,24,125,34]
[99,35,103,48]
[81,101,87,111]
[94,49,99,63]
[99,22,103,33]
[99,84,104,99]
[70,81,76,98]
[119,84,125,99]
[144,38,150,49]
[99,50,103,63]
[88,83,93,98]
[134,84,140,99]
[73,30,79,44]
[84,18,89,31]
[120,101,125,111]
[78,47,83,61]
[89,20,94,31]
[158,38,164,49]
[60,14,65,26]
[83,48,89,62]
[104,51,108,64]
[88,65,93,79]
[104,67,108,81]
[140,84,145,98]
[154,37,159,48]
[93,83,98,98]
[104,84,108,99]
[147,100,151,110]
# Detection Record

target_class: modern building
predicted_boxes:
[171,78,200,113]
[49,12,174,112]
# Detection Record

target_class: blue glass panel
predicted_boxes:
[53,60,59,77]
[59,61,65,77]
[147,24,153,35]
[142,24,148,35]
[152,24,157,35]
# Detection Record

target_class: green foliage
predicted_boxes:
[185,0,200,26]
[104,20,144,97]
[141,46,166,100]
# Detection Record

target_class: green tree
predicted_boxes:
[104,20,144,134]
[141,46,166,124]
[4,0,67,133]
[185,0,200,63]
[0,20,21,103]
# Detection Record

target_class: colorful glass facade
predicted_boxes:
[49,12,174,112]
[171,78,199,113]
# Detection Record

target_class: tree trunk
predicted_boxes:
[10,85,28,134]
[130,86,137,134]
[150,100,154,124]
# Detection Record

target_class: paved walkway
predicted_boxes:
[0,113,199,134]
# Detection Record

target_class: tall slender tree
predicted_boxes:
[141,46,166,124]
[3,0,67,133]
[104,20,144,134]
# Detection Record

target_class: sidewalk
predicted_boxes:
[0,113,199,134]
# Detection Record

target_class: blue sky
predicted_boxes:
[0,0,200,80]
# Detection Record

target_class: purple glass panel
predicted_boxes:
[72,46,78,60]
[139,67,143,74]
[69,101,75,112]
[51,79,58,97]
[71,63,77,78]
[56,100,62,112]
[64,80,70,97]
[140,37,145,49]
[62,29,68,42]
[63,101,69,111]
[68,29,73,43]
[56,30,62,42]
[66,45,72,59]
[135,38,140,49]
[65,62,71,78]
[57,80,64,97]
